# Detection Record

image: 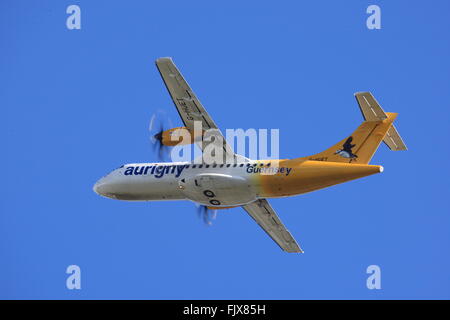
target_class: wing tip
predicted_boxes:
[286,248,304,253]
[354,91,371,96]
[155,57,173,64]
[286,242,304,253]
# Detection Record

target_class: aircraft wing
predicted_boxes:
[155,57,235,159]
[242,199,303,253]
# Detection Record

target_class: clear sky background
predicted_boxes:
[1,0,450,299]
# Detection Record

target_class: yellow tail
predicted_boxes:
[297,92,407,164]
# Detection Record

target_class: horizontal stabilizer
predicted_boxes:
[383,125,408,151]
[355,91,407,151]
[355,91,387,121]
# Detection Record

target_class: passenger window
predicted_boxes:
[205,165,210,168]
[199,165,203,168]
[239,164,244,167]
[226,164,231,168]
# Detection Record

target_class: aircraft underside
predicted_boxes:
[93,57,406,253]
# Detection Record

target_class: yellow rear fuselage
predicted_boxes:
[255,159,382,198]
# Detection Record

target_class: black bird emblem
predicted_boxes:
[335,136,358,160]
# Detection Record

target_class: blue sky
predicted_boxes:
[1,0,450,299]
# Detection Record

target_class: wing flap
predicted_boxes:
[242,199,302,253]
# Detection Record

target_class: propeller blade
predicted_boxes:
[148,110,172,161]
[195,203,217,226]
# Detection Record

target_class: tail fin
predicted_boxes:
[298,92,407,164]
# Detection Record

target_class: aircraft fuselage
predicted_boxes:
[93,160,382,207]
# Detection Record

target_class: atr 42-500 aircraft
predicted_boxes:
[93,57,407,253]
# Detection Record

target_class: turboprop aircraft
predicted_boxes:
[93,57,407,253]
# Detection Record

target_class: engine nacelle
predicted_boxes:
[160,127,202,146]
[178,173,257,207]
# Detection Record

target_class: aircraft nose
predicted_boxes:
[93,180,103,195]
[93,176,119,199]
[93,177,108,196]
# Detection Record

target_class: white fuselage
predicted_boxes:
[93,162,261,207]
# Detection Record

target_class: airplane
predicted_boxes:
[93,57,407,253]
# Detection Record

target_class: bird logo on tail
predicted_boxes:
[335,136,358,161]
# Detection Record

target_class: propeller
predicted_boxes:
[148,110,173,161]
[150,111,217,224]
[196,204,217,226]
